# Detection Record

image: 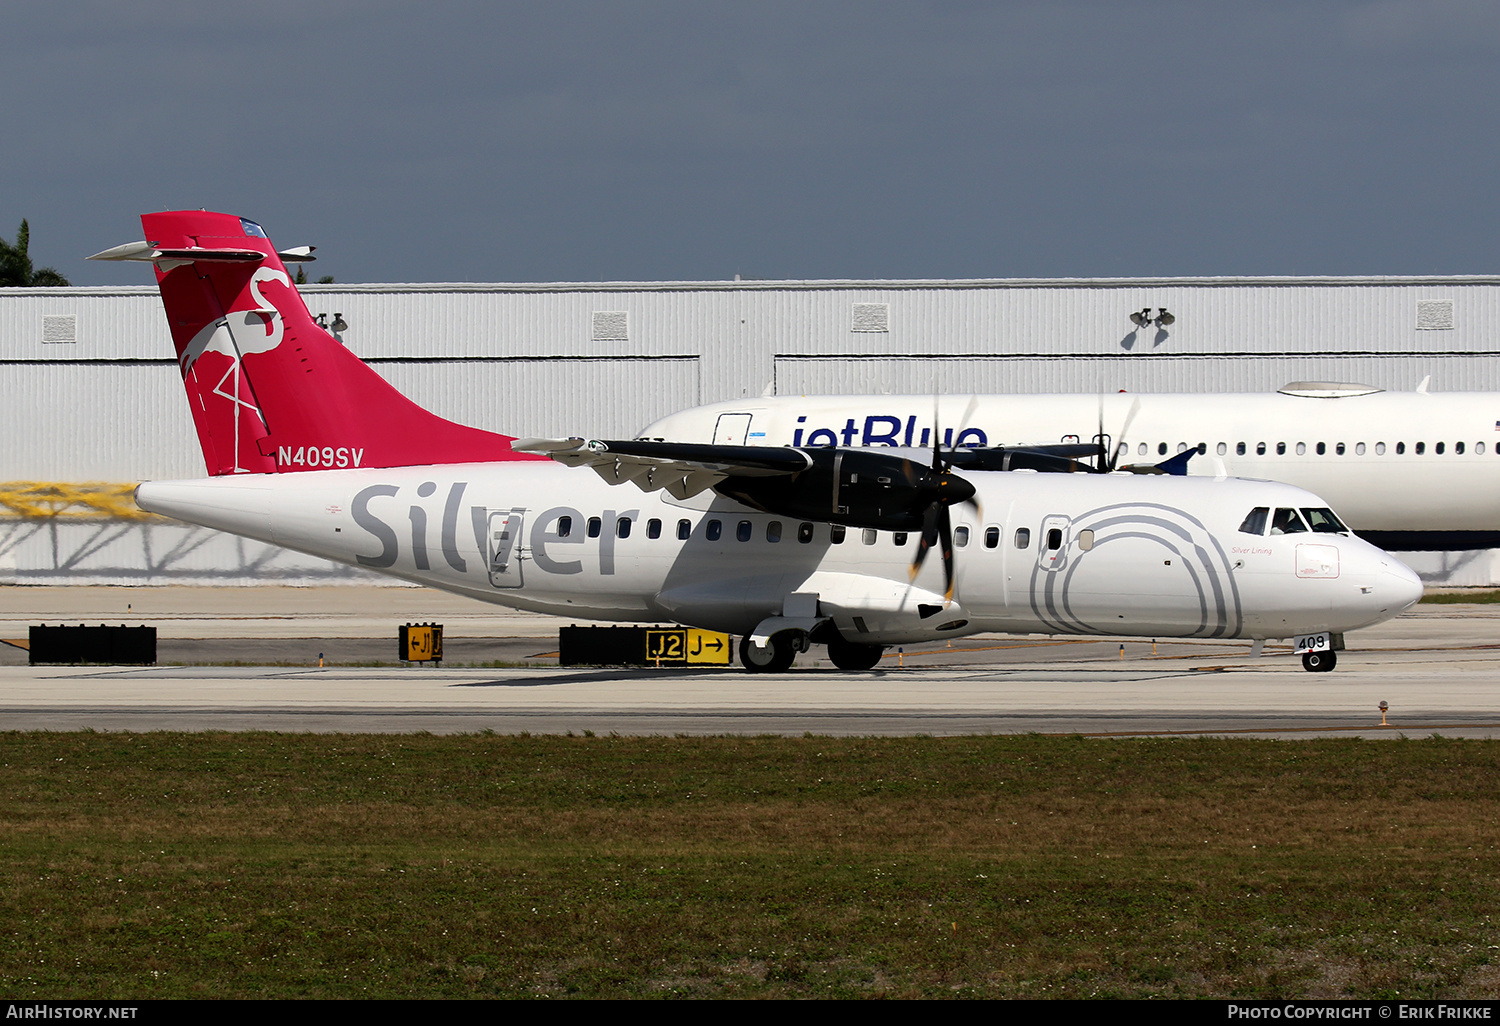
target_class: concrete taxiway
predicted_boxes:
[0,586,1496,738]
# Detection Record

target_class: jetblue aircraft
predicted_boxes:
[92,211,1422,672]
[642,390,1500,553]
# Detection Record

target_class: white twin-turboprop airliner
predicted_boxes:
[93,211,1423,673]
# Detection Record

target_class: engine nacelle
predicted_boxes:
[713,448,972,531]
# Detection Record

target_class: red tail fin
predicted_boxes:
[105,211,540,475]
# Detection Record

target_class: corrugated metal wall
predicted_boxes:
[3,275,1499,484]
[775,355,1500,396]
[374,357,699,440]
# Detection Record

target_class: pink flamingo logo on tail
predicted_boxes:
[178,266,291,473]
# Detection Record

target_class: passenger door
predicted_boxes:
[1037,514,1071,572]
[486,509,526,588]
[713,413,753,445]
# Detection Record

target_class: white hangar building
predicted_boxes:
[2,274,1498,585]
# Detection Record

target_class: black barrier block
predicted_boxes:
[559,626,649,667]
[29,625,157,665]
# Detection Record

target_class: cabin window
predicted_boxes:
[1356,442,1366,455]
[766,521,782,543]
[1256,442,1266,455]
[1478,442,1486,455]
[1436,441,1446,455]
[797,522,814,543]
[984,526,1000,548]
[1276,442,1287,455]
[1138,442,1148,456]
[1416,442,1426,455]
[1196,442,1207,455]
[1375,442,1385,455]
[736,520,752,542]
[1046,528,1063,550]
[1078,529,1095,551]
[1316,442,1326,455]
[1238,507,1269,535]
[647,518,661,539]
[616,517,631,539]
[830,524,846,544]
[1217,442,1227,456]
[1014,528,1031,549]
[677,519,691,540]
[1396,442,1406,454]
[1336,442,1346,456]
[954,526,970,547]
[1177,442,1188,454]
[1271,508,1308,535]
[706,519,722,541]
[587,517,602,538]
[1302,507,1348,534]
[556,515,573,538]
[1296,442,1307,455]
[1236,442,1246,456]
[1158,442,1168,456]
[862,528,877,545]
[893,532,908,546]
[1456,441,1465,454]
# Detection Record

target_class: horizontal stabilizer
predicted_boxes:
[90,241,316,265]
[89,241,264,264]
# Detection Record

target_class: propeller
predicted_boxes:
[1090,395,1196,474]
[1091,394,1142,473]
[907,400,980,602]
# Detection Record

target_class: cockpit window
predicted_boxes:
[1238,507,1269,535]
[1270,507,1308,535]
[1301,507,1348,534]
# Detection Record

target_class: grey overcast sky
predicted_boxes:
[5,1,1499,285]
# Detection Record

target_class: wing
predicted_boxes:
[512,438,814,499]
[515,437,1118,498]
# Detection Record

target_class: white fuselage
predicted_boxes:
[643,390,1500,540]
[135,462,1422,645]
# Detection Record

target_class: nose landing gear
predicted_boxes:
[1302,650,1337,672]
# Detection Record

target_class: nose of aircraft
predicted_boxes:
[1382,555,1424,613]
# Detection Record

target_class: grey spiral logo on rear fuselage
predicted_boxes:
[1029,501,1241,638]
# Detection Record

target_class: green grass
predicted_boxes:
[2,733,1498,999]
[1421,590,1500,604]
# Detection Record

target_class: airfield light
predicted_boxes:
[1130,307,1174,328]
[1379,700,1389,726]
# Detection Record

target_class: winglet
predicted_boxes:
[1155,449,1197,476]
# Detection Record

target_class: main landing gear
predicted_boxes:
[739,632,798,673]
[1302,650,1337,673]
[825,638,885,671]
[738,632,887,673]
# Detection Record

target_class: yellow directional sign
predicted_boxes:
[645,628,731,665]
[400,623,444,663]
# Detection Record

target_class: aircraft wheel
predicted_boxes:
[740,633,796,673]
[826,639,885,671]
[1302,650,1337,673]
